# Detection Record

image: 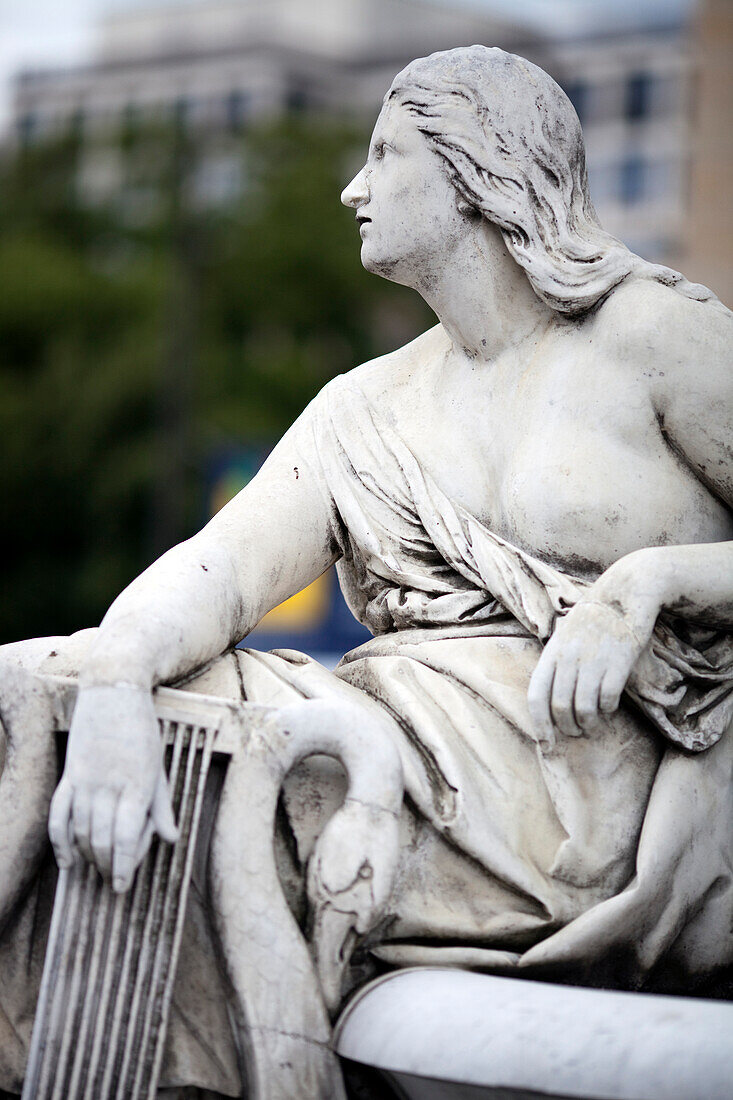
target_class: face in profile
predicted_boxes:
[341,102,470,288]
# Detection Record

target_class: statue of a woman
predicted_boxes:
[1,44,732,1095]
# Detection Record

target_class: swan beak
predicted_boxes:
[311,902,361,1015]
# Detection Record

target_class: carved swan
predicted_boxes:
[210,697,405,1100]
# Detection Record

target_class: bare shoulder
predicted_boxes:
[593,275,732,404]
[336,323,447,403]
[594,274,733,500]
[280,325,444,449]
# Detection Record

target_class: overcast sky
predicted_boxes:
[0,0,695,134]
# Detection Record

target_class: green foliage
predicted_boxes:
[0,117,432,642]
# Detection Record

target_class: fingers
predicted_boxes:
[72,794,94,865]
[111,792,149,893]
[528,601,639,747]
[50,773,177,891]
[529,650,613,747]
[49,779,75,869]
[90,789,118,879]
[573,664,603,732]
[599,665,626,715]
[51,781,148,888]
[527,653,556,750]
[110,779,178,893]
[151,774,179,845]
[135,817,155,867]
[549,659,584,739]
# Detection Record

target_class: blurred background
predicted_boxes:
[0,0,731,662]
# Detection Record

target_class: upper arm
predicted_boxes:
[197,390,341,628]
[607,282,733,508]
[651,295,733,507]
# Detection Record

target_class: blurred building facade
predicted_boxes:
[12,1,529,136]
[11,0,697,268]
[681,0,733,305]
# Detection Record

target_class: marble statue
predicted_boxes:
[1,44,732,1099]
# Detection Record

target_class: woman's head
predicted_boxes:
[343,45,723,317]
[380,45,635,316]
[341,89,484,287]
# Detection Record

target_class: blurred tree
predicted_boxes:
[0,115,432,643]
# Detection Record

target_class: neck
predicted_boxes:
[413,221,555,362]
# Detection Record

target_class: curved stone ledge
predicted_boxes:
[334,968,733,1100]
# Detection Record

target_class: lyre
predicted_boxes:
[21,678,237,1100]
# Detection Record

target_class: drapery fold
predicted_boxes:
[304,378,733,980]
[316,381,733,754]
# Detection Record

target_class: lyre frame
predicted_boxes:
[21,677,248,1100]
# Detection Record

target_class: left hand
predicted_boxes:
[527,596,655,749]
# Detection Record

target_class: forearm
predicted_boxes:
[49,390,339,891]
[588,542,733,633]
[530,540,733,743]
[79,532,248,691]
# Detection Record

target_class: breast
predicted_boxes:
[497,419,733,576]
[372,336,733,580]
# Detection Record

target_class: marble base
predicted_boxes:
[334,968,733,1100]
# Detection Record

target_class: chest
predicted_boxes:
[382,353,727,575]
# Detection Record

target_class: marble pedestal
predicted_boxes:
[335,968,733,1100]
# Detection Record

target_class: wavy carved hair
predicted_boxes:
[387,46,722,316]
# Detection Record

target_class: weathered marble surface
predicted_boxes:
[12,673,402,1100]
[1,43,732,1099]
[335,969,733,1099]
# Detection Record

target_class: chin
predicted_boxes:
[360,244,404,283]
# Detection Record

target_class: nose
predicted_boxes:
[341,167,369,208]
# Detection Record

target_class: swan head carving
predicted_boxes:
[271,698,405,1014]
[307,797,401,1013]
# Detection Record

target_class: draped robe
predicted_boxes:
[1,378,732,1095]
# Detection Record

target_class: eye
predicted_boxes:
[373,141,392,161]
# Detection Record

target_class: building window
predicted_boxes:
[17,111,37,143]
[123,102,139,129]
[285,83,310,112]
[191,153,243,207]
[226,89,248,131]
[625,72,652,122]
[647,160,677,202]
[173,96,191,128]
[564,80,587,124]
[619,156,645,204]
[587,161,616,204]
